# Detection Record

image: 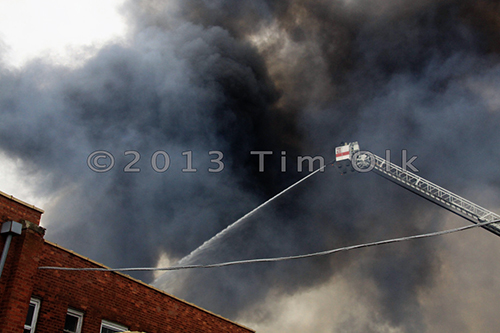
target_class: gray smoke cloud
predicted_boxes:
[2,0,500,331]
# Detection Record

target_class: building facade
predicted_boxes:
[0,191,254,333]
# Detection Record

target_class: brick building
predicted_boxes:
[0,190,254,333]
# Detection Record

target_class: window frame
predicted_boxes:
[24,297,41,333]
[100,319,128,333]
[63,308,84,333]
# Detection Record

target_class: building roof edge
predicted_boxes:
[42,240,255,332]
[0,190,44,213]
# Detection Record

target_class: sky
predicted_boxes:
[0,0,128,206]
[2,0,500,332]
[0,0,127,68]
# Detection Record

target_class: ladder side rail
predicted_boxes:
[371,154,500,221]
[369,152,500,236]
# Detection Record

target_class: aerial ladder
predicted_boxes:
[334,142,500,237]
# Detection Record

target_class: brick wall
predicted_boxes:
[0,191,43,225]
[0,191,45,333]
[0,222,45,333]
[33,242,254,333]
[0,191,253,333]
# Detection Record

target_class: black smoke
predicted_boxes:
[2,0,500,331]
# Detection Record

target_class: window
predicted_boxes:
[64,308,84,333]
[100,320,128,333]
[24,297,41,333]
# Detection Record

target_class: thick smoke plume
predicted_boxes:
[2,0,500,331]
